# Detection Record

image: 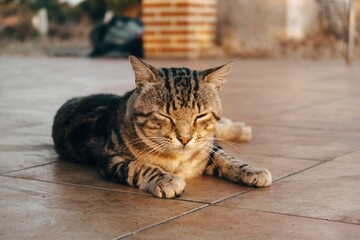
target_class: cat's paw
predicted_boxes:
[235,124,252,142]
[235,166,272,187]
[146,175,186,199]
[216,121,252,142]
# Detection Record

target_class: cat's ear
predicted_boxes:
[129,55,158,90]
[200,62,233,92]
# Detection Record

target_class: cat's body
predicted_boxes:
[53,92,209,179]
[52,56,271,198]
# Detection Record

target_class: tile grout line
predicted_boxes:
[226,146,360,171]
[211,147,360,224]
[224,151,325,162]
[218,143,327,163]
[118,149,359,237]
[326,146,360,163]
[3,147,359,239]
[112,160,321,240]
[3,174,211,205]
[112,147,360,239]
[217,205,360,226]
[238,146,360,195]
[120,146,360,237]
[0,174,151,196]
[205,159,319,206]
[173,198,210,204]
[209,157,326,206]
[0,174,210,204]
[0,160,59,175]
[206,162,322,207]
[207,161,323,207]
[111,161,320,239]
[114,204,210,240]
[239,153,322,162]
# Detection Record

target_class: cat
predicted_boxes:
[52,56,272,198]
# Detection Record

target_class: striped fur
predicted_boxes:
[52,56,272,198]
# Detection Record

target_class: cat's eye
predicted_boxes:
[156,113,174,123]
[195,113,209,121]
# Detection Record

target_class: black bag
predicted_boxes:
[89,16,143,57]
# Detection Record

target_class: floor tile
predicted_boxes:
[219,161,360,224]
[4,160,146,195]
[252,98,360,131]
[232,153,320,181]
[0,57,134,111]
[220,88,341,121]
[226,60,360,94]
[0,176,204,240]
[224,125,360,161]
[5,154,319,203]
[127,206,360,240]
[182,154,318,203]
[0,147,57,174]
[0,108,49,129]
[1,57,360,240]
[0,132,52,145]
[0,108,54,136]
[333,150,360,163]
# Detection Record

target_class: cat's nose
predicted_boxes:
[177,135,193,146]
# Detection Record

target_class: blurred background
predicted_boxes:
[0,0,359,61]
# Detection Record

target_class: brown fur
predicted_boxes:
[52,56,272,198]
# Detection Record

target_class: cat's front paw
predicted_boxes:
[235,166,272,187]
[146,174,186,198]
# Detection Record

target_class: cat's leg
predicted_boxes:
[98,156,186,198]
[215,117,252,142]
[204,147,272,187]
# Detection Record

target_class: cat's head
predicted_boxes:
[128,56,232,152]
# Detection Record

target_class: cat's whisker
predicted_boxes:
[111,135,169,160]
[135,142,168,164]
[198,136,246,157]
[204,144,234,171]
[215,137,244,152]
[199,147,222,175]
[134,143,164,163]
[138,143,168,164]
[122,137,163,147]
[122,136,167,154]
[144,143,168,164]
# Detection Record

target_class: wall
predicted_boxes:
[217,0,319,57]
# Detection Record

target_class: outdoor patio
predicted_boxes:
[0,56,359,239]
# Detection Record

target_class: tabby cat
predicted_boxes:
[52,56,272,198]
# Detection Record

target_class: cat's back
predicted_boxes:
[53,93,122,129]
[52,93,131,163]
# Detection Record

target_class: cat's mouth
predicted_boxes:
[172,144,196,152]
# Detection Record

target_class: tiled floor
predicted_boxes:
[1,57,359,239]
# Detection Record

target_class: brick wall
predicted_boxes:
[142,0,217,58]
